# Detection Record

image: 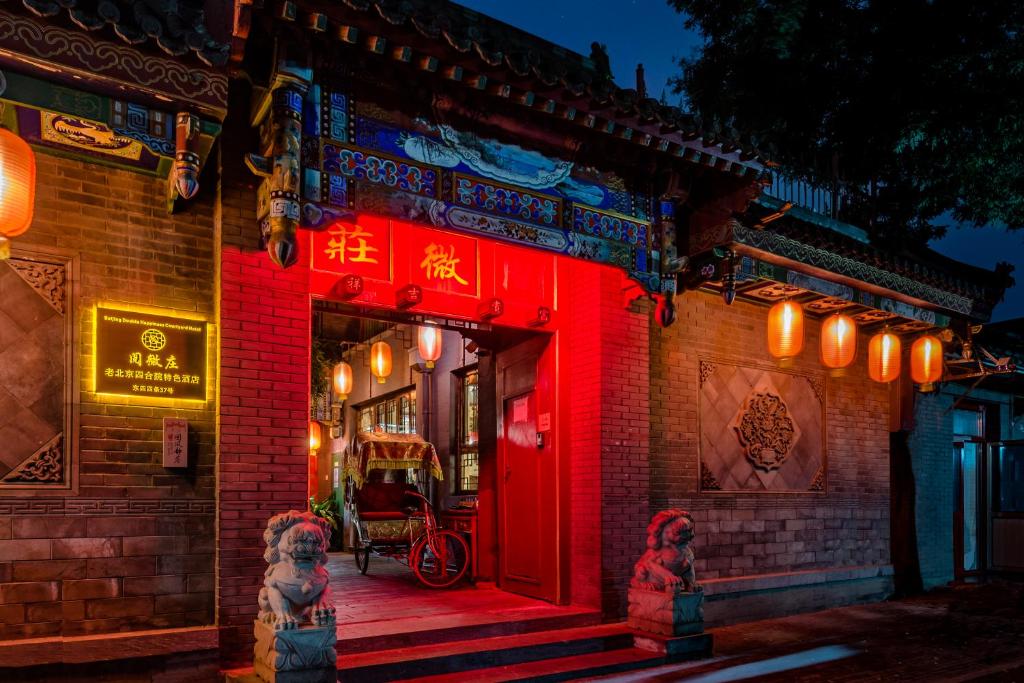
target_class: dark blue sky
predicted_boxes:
[460,0,1024,322]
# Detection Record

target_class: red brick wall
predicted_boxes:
[0,153,217,641]
[650,291,891,582]
[217,181,311,662]
[564,261,651,615]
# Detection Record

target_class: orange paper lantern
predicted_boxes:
[417,325,443,368]
[370,341,392,384]
[332,361,353,400]
[868,332,901,383]
[820,313,857,370]
[309,421,322,452]
[911,335,943,390]
[0,127,36,260]
[767,300,804,362]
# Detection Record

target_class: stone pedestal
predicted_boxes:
[253,619,337,683]
[627,587,712,661]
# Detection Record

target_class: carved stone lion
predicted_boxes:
[258,510,336,630]
[631,509,700,593]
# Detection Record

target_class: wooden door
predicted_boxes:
[497,339,556,601]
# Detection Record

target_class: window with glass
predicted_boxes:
[997,444,1024,513]
[357,388,417,435]
[456,370,479,493]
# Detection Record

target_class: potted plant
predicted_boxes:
[309,495,343,551]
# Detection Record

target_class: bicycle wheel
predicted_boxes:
[410,530,469,588]
[354,545,370,575]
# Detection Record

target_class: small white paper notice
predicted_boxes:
[513,397,529,423]
[538,412,551,432]
[163,418,188,468]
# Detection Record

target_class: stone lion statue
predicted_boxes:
[631,509,700,593]
[258,510,336,630]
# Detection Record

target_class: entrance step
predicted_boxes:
[341,622,634,682]
[338,606,602,655]
[393,646,666,683]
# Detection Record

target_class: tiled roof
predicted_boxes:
[15,0,230,66]
[742,201,1015,321]
[296,0,766,177]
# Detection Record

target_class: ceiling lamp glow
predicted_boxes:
[820,313,857,372]
[370,341,392,384]
[0,127,36,260]
[767,300,804,364]
[911,335,943,391]
[417,325,443,369]
[333,361,353,400]
[868,332,901,383]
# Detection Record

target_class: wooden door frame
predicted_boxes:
[495,335,559,601]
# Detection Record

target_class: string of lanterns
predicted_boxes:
[316,324,447,445]
[767,300,943,390]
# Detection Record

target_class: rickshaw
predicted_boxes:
[343,431,469,588]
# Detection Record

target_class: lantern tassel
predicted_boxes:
[0,235,9,260]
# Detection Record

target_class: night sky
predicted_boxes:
[459,0,1024,322]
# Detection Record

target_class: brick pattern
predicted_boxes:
[565,262,651,616]
[650,292,891,585]
[0,153,216,641]
[218,181,311,663]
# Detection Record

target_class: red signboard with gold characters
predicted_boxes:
[310,217,556,329]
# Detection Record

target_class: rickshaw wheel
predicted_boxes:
[354,545,370,575]
[410,530,469,589]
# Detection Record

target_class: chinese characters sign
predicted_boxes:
[410,228,478,296]
[311,215,391,281]
[95,307,207,400]
[163,418,189,468]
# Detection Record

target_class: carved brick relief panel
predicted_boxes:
[0,252,76,493]
[699,359,825,493]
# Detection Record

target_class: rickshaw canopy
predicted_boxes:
[342,431,443,488]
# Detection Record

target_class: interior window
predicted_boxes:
[997,444,1024,513]
[456,370,480,493]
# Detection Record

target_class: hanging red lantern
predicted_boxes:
[767,300,804,364]
[370,341,392,384]
[868,332,901,383]
[820,313,857,371]
[0,127,36,260]
[332,361,353,400]
[911,335,943,391]
[309,421,322,452]
[417,325,443,368]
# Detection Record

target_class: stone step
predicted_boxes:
[339,622,634,682]
[337,606,602,655]
[393,646,668,682]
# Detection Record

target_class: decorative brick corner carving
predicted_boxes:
[733,391,799,472]
[700,461,720,491]
[7,258,67,314]
[809,465,826,492]
[2,433,64,483]
[699,360,716,387]
[805,375,825,404]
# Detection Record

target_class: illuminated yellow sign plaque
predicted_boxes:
[95,307,207,400]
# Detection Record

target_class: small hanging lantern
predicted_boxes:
[820,313,857,373]
[417,325,442,369]
[0,127,37,260]
[309,421,322,452]
[332,361,353,400]
[868,331,901,383]
[370,340,392,384]
[767,300,804,364]
[911,335,943,391]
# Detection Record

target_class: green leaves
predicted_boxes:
[670,0,1024,241]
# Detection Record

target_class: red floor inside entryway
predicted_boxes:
[327,552,599,654]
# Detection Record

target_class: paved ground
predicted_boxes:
[597,582,1024,682]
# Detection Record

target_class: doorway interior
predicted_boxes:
[308,301,571,632]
